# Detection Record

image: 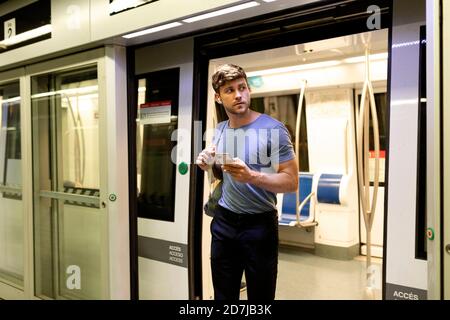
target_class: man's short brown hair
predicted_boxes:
[212,64,248,93]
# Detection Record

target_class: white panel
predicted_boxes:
[305,88,353,174]
[307,118,348,174]
[442,0,450,300]
[103,46,131,299]
[91,0,320,45]
[386,0,427,291]
[0,0,321,69]
[315,207,358,246]
[90,0,242,40]
[0,131,5,185]
[305,88,360,248]
[0,0,91,69]
[201,215,214,300]
[20,71,34,300]
[138,257,188,300]
[426,0,442,300]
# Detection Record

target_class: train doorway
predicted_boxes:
[129,39,196,299]
[202,29,388,300]
[194,0,392,300]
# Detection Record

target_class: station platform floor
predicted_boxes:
[240,246,383,300]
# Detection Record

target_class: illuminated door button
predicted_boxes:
[426,228,434,240]
[178,162,188,175]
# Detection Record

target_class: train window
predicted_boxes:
[0,81,21,197]
[31,66,106,299]
[212,88,310,171]
[0,80,23,287]
[251,95,309,172]
[136,68,179,222]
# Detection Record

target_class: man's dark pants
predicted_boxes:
[210,204,279,300]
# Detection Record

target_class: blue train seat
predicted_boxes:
[317,173,343,204]
[278,173,344,227]
[279,173,315,226]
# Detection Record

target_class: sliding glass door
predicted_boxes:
[30,66,108,299]
[0,47,129,300]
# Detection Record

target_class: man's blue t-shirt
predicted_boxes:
[213,114,295,214]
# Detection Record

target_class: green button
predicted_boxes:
[178,162,188,175]
[426,228,434,240]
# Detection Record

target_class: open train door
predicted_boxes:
[129,39,197,299]
[384,0,429,300]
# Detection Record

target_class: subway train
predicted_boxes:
[0,0,448,300]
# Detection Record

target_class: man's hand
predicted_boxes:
[222,158,258,183]
[196,145,216,171]
[223,158,298,193]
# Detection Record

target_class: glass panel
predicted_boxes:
[0,81,23,288]
[31,66,107,299]
[250,94,309,172]
[136,68,179,222]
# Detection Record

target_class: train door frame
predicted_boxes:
[441,0,450,300]
[383,0,430,300]
[193,0,393,299]
[0,47,130,299]
[424,0,441,300]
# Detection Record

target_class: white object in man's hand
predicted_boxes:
[215,153,235,165]
[222,157,256,183]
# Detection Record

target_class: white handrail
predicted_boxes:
[295,80,309,227]
[294,191,315,226]
[357,47,380,293]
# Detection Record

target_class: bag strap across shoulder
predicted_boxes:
[207,121,227,193]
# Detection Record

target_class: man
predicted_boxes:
[196,64,298,300]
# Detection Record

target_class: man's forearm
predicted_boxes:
[250,171,297,193]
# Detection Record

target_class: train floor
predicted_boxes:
[240,246,383,300]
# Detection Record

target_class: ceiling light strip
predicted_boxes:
[182,1,260,23]
[247,53,389,77]
[123,22,183,39]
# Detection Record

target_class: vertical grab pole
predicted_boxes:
[295,80,307,226]
[357,47,380,296]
